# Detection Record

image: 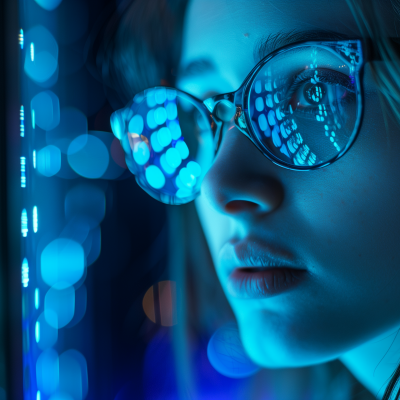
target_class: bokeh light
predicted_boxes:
[46,107,87,154]
[36,348,59,395]
[142,281,177,326]
[65,284,87,328]
[44,284,75,328]
[37,312,58,350]
[207,322,260,379]
[65,184,105,229]
[67,134,109,179]
[24,26,58,84]
[41,238,85,287]
[37,145,61,177]
[31,91,60,131]
[59,350,88,400]
[34,0,62,11]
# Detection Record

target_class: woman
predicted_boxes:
[90,0,400,398]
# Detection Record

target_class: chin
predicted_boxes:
[236,312,341,369]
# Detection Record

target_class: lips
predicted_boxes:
[220,238,308,299]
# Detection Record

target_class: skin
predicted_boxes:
[176,0,400,396]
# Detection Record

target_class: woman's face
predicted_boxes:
[177,0,400,367]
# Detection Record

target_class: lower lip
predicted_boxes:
[227,267,307,299]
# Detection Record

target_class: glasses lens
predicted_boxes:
[248,41,362,168]
[110,87,214,204]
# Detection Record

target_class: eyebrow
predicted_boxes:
[254,29,352,62]
[179,29,352,80]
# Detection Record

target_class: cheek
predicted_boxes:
[194,195,233,266]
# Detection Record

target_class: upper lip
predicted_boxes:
[219,236,307,277]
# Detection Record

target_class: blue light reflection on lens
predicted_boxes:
[145,165,165,189]
[41,238,84,287]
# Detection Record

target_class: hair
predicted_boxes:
[86,0,400,398]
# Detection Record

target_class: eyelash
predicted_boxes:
[281,68,356,116]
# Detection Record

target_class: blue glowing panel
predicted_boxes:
[21,209,28,237]
[34,0,63,11]
[31,91,60,131]
[207,322,260,378]
[19,29,24,49]
[37,145,61,177]
[59,350,88,400]
[36,348,59,395]
[24,26,58,84]
[67,134,109,179]
[20,106,25,137]
[20,157,26,187]
[37,312,58,350]
[41,238,84,287]
[44,285,75,328]
[33,206,38,233]
[21,258,29,288]
[65,184,105,229]
[46,107,87,154]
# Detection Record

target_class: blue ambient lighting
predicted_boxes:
[31,91,60,131]
[31,42,34,61]
[41,238,84,287]
[67,134,109,179]
[44,285,75,328]
[19,29,24,49]
[20,106,24,137]
[35,321,40,343]
[207,322,260,378]
[35,288,40,309]
[36,348,59,395]
[46,107,87,153]
[37,312,58,350]
[24,26,58,84]
[37,145,61,177]
[21,209,28,237]
[20,157,26,187]
[65,184,105,228]
[59,350,89,399]
[33,150,36,168]
[34,0,63,11]
[21,258,29,288]
[33,206,38,233]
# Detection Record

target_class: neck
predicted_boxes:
[340,325,400,399]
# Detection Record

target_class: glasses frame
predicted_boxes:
[197,38,372,171]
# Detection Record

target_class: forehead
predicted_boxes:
[178,0,392,98]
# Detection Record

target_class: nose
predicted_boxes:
[201,126,284,217]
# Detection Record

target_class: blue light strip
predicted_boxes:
[19,29,24,49]
[20,157,26,188]
[20,105,24,137]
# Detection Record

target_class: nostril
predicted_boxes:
[225,200,260,214]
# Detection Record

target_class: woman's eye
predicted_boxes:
[286,69,355,114]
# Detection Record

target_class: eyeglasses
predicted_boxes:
[110,39,366,205]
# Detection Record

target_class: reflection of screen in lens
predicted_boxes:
[124,88,213,204]
[248,41,360,167]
